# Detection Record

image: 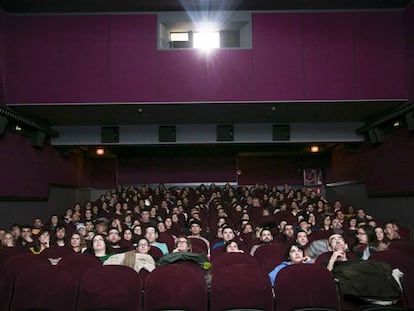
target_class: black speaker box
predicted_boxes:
[272,124,290,141]
[0,115,7,137]
[101,127,119,143]
[217,124,234,141]
[405,111,414,132]
[31,131,46,148]
[368,127,384,145]
[159,125,176,142]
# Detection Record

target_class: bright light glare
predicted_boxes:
[193,32,220,50]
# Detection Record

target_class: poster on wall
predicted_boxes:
[303,168,322,186]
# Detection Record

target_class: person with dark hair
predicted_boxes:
[212,225,236,250]
[69,231,88,253]
[106,227,129,254]
[352,224,376,259]
[29,229,51,254]
[250,228,274,255]
[173,236,192,253]
[187,220,210,248]
[16,224,34,247]
[268,243,312,286]
[10,224,21,241]
[103,238,156,274]
[295,230,310,248]
[225,239,244,253]
[90,233,112,263]
[53,224,67,247]
[145,225,169,255]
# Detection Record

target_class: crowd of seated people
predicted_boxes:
[0,183,413,309]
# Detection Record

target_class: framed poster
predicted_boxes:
[303,168,322,186]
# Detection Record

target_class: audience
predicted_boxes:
[1,182,411,308]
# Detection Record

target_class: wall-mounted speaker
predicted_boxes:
[368,127,384,145]
[0,115,7,137]
[217,124,234,141]
[101,127,119,143]
[31,131,46,149]
[159,125,176,142]
[405,111,414,132]
[272,124,290,141]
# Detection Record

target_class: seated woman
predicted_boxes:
[29,229,51,254]
[268,243,312,287]
[103,237,156,274]
[225,239,244,253]
[158,236,210,270]
[1,231,16,248]
[352,224,379,259]
[70,231,88,253]
[89,233,112,263]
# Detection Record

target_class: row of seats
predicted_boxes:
[1,248,414,311]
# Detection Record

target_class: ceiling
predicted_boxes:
[0,0,411,13]
[9,101,405,127]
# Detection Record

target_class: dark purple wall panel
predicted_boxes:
[304,13,355,100]
[58,15,109,102]
[354,12,407,99]
[6,16,59,103]
[253,13,305,100]
[0,8,6,104]
[207,49,253,101]
[406,3,414,102]
[118,156,236,184]
[158,50,207,101]
[108,15,158,102]
[0,133,90,198]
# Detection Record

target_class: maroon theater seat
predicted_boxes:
[211,252,259,274]
[148,245,163,261]
[158,232,175,252]
[11,264,77,311]
[210,263,274,311]
[368,249,414,273]
[253,243,287,273]
[144,262,208,311]
[188,237,209,255]
[274,264,339,311]
[78,265,142,311]
[39,245,74,259]
[57,252,101,284]
[0,269,12,311]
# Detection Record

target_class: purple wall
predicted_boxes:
[4,11,408,104]
[117,155,236,184]
[406,2,414,101]
[327,128,414,195]
[0,133,90,198]
[0,8,7,104]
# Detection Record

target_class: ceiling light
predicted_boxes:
[96,148,105,156]
[310,145,320,153]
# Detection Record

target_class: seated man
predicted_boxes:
[187,220,210,248]
[250,228,274,255]
[145,225,169,255]
[323,233,403,305]
[107,227,130,254]
[211,225,236,250]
